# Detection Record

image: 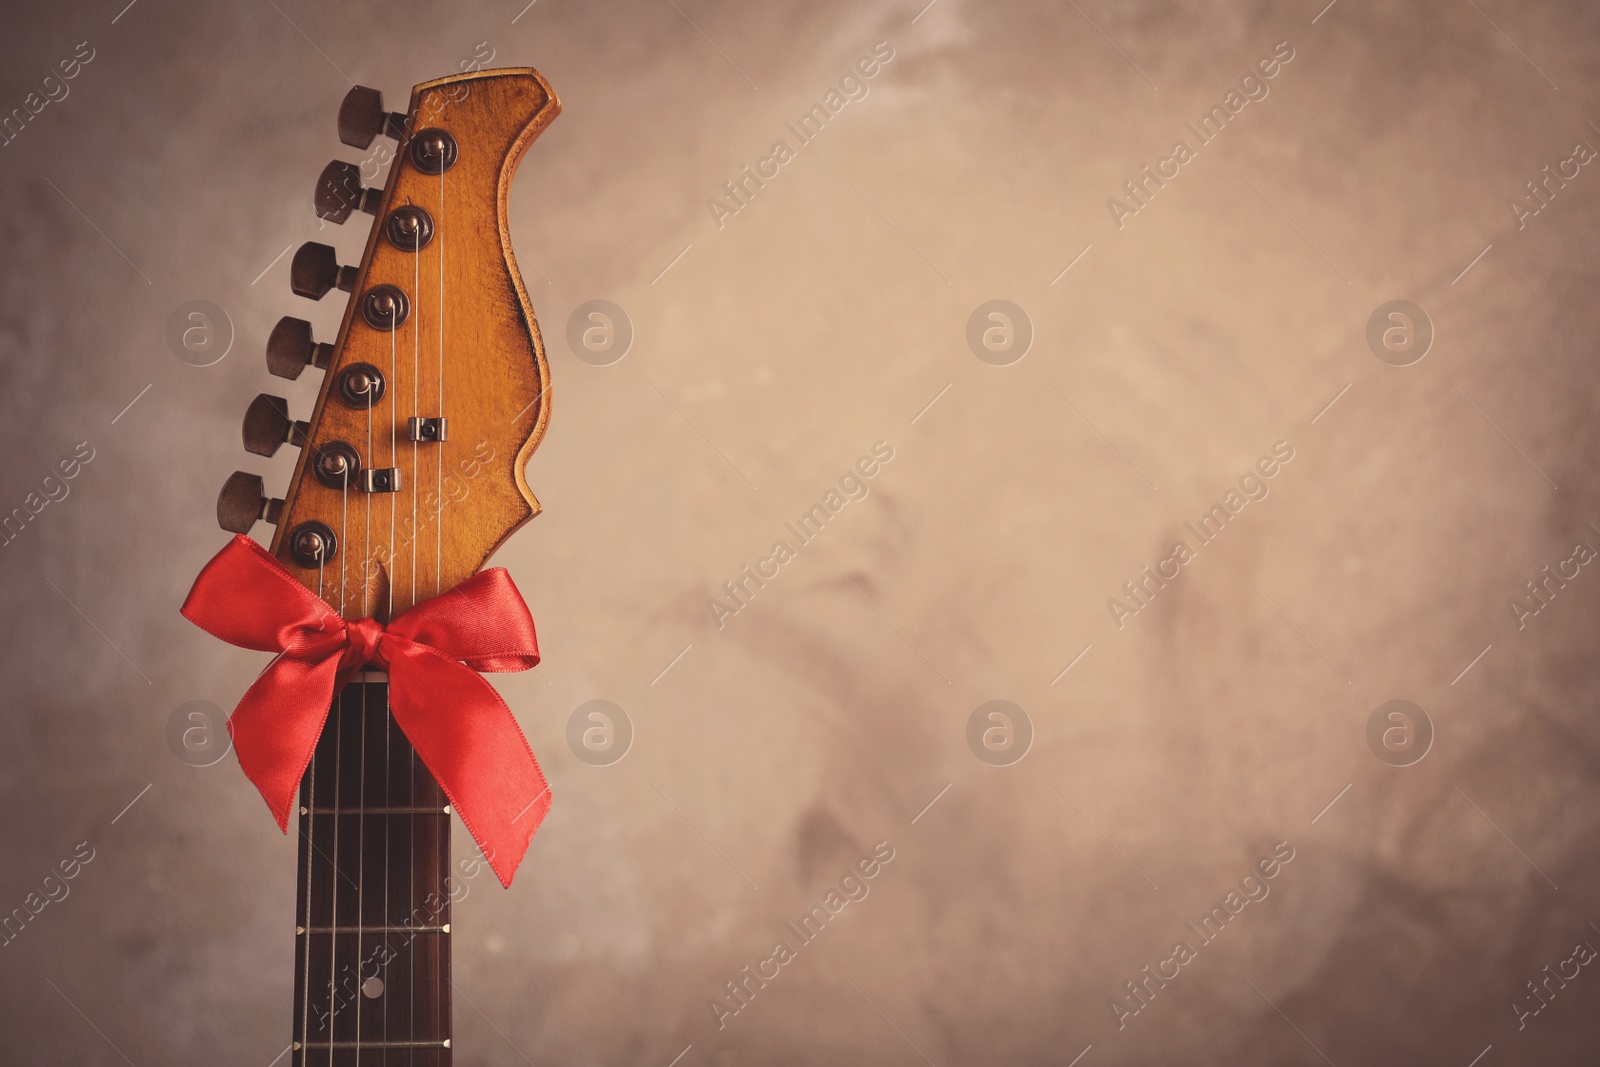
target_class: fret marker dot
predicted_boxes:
[362,976,384,999]
[442,923,451,933]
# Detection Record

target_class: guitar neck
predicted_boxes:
[292,678,453,1066]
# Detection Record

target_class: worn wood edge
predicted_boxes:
[423,66,562,553]
[497,70,560,561]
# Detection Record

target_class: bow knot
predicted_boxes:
[342,616,386,673]
[181,535,551,887]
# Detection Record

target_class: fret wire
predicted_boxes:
[302,807,448,815]
[300,1040,449,1050]
[301,925,449,934]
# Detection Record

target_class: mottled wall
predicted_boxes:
[2,0,1599,1064]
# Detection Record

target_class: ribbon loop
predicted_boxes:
[181,534,549,888]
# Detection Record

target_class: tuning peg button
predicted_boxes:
[290,243,357,301]
[338,86,406,149]
[243,394,310,458]
[217,471,283,534]
[266,317,333,380]
[315,160,381,224]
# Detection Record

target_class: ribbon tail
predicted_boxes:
[229,654,345,831]
[388,646,551,887]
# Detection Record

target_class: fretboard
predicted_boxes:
[291,678,453,1066]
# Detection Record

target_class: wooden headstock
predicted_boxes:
[219,69,560,621]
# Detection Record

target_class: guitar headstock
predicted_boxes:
[218,69,560,621]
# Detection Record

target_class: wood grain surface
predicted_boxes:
[269,69,561,622]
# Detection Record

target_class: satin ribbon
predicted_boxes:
[181,534,550,887]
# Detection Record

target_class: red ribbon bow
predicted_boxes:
[181,534,551,887]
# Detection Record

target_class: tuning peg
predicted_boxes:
[217,471,283,534]
[243,394,310,457]
[315,160,380,224]
[266,317,333,380]
[290,242,357,301]
[338,86,406,149]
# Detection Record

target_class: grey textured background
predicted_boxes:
[2,0,1599,1064]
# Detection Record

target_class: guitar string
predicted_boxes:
[349,378,376,1060]
[340,475,349,621]
[353,665,369,1055]
[299,757,315,1065]
[409,181,427,1067]
[364,400,373,618]
[407,735,417,1065]
[375,205,421,1059]
[389,293,398,630]
[325,678,342,1065]
[381,669,392,1054]
[413,229,421,607]
[375,266,402,1057]
[320,469,348,1065]
[297,558,323,1066]
[434,158,447,1058]
[318,473,352,1065]
[437,163,445,600]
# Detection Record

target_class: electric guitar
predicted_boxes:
[212,68,561,1066]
